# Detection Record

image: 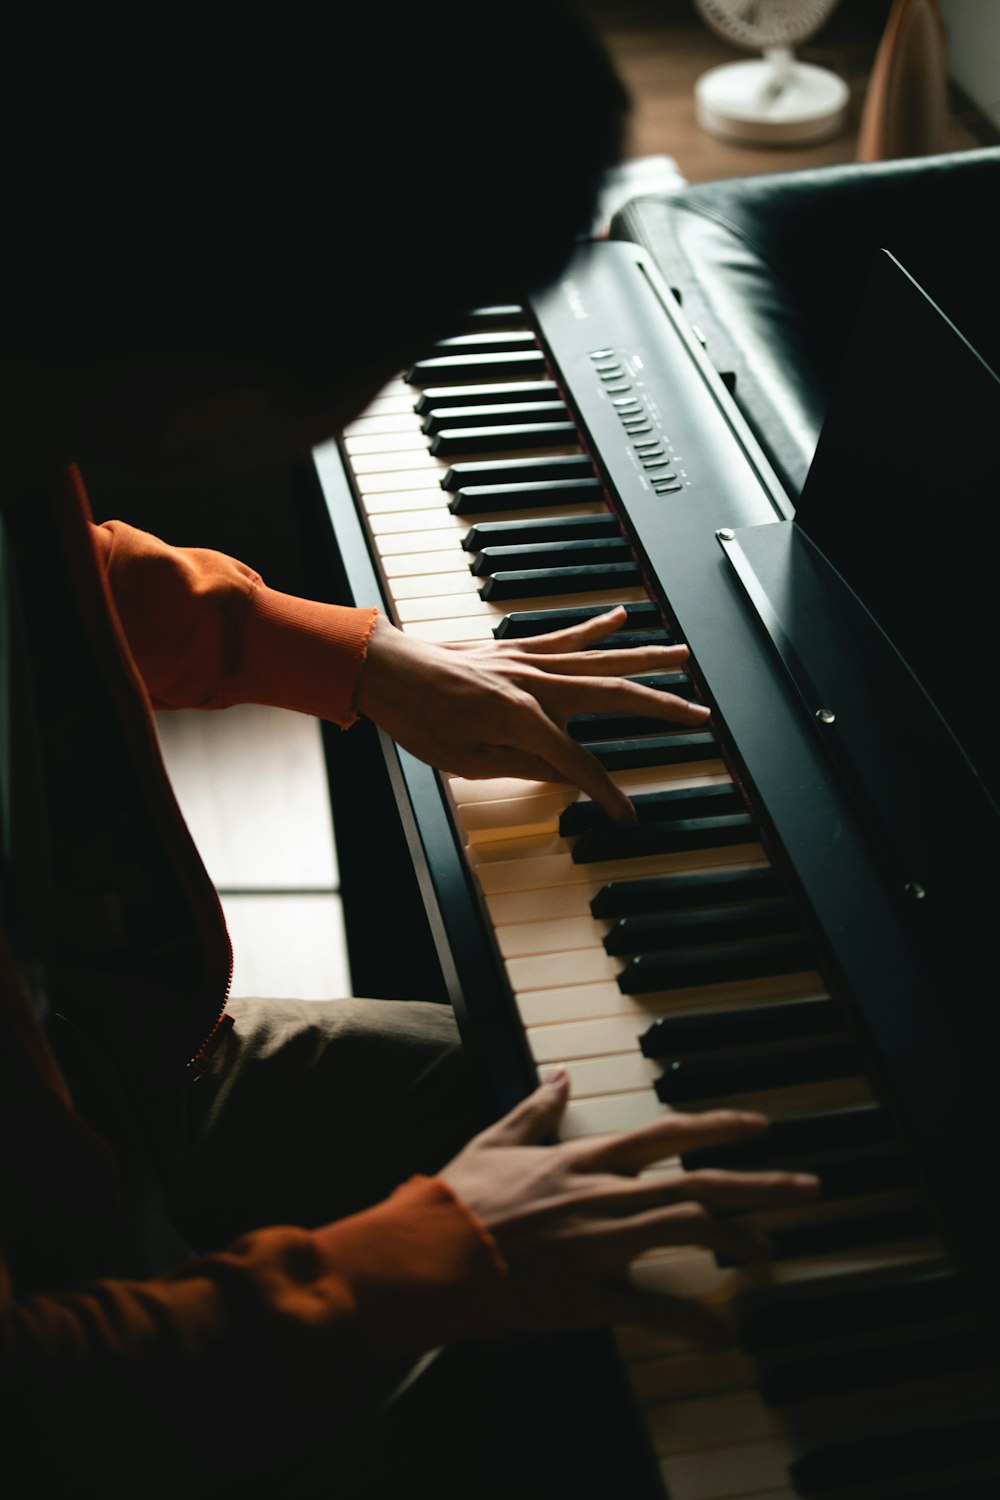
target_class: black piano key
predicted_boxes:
[495,600,663,638]
[573,812,758,864]
[653,1037,860,1103]
[450,477,606,515]
[479,560,641,601]
[739,1271,970,1353]
[442,454,595,491]
[426,330,538,358]
[462,513,621,551]
[561,781,742,836]
[791,1419,1000,1497]
[804,1151,925,1203]
[413,379,559,414]
[471,536,632,576]
[739,1205,936,1265]
[569,675,698,741]
[583,631,675,650]
[423,400,569,436]
[641,997,843,1055]
[587,731,718,771]
[431,421,580,456]
[406,349,548,384]
[609,898,801,958]
[591,865,784,918]
[681,1104,895,1171]
[761,1331,995,1406]
[630,933,814,993]
[571,711,698,742]
[725,1150,920,1208]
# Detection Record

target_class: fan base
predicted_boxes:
[695,58,850,145]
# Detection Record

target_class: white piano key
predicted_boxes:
[354,469,443,495]
[484,879,610,922]
[561,1050,663,1097]
[659,1438,797,1500]
[448,774,572,808]
[385,571,481,601]
[645,1389,789,1453]
[368,509,467,538]
[526,1012,678,1062]
[348,446,448,474]
[470,839,769,892]
[401,615,499,643]
[519,978,668,1027]
[507,947,624,990]
[341,407,421,434]
[378,549,472,576]
[494,913,612,958]
[343,429,438,455]
[559,1089,668,1136]
[374,527,471,554]
[629,1349,760,1404]
[457,793,572,838]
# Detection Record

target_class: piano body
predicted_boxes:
[299,235,1000,1499]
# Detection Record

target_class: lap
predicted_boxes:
[178,994,490,1251]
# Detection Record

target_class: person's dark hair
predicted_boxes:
[4,1,629,375]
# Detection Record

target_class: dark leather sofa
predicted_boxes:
[609,145,1000,502]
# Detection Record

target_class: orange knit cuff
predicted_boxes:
[227,584,379,727]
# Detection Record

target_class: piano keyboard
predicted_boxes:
[325,277,1000,1498]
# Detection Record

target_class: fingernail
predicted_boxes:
[544,1066,569,1088]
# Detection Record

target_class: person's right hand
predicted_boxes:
[439,1068,820,1344]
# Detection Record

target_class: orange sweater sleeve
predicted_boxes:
[90,519,379,727]
[3,1177,510,1489]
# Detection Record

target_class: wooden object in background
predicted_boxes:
[857,0,950,160]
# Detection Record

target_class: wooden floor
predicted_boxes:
[157,0,994,1005]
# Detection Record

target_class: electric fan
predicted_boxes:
[693,0,850,145]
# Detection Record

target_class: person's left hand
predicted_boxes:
[354,606,712,822]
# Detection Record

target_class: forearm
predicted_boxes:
[92,518,377,726]
[3,1177,506,1490]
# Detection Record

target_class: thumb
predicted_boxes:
[486,1068,571,1146]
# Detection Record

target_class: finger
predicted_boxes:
[484,1068,571,1146]
[590,1201,777,1264]
[657,1167,821,1213]
[582,1110,772,1174]
[511,605,633,653]
[550,675,712,725]
[518,642,691,675]
[520,716,636,821]
[573,1164,819,1220]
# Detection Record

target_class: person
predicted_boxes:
[0,4,820,1495]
